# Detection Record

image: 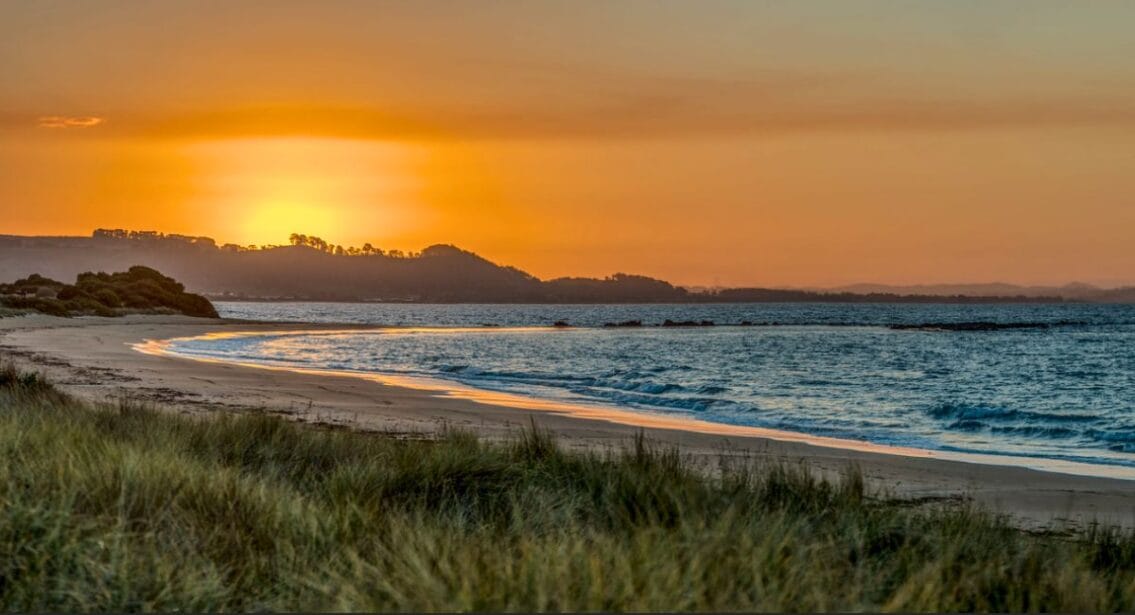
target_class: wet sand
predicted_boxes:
[3,313,1135,529]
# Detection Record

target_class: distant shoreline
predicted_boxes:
[206,296,1080,305]
[4,232,1133,304]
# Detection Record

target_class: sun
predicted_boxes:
[240,200,346,248]
[183,137,425,247]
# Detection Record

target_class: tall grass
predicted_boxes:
[2,362,1135,611]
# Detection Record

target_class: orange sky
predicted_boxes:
[2,1,1134,287]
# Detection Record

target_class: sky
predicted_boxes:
[2,1,1134,287]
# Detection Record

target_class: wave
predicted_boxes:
[930,402,1135,449]
[928,402,1100,425]
[927,402,1115,443]
[1085,429,1135,452]
[990,425,1080,439]
[421,362,738,414]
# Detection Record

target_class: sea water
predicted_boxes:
[170,302,1135,468]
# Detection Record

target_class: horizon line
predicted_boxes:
[1,230,1132,293]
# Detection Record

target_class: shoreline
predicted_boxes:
[3,313,1135,529]
[142,327,1135,482]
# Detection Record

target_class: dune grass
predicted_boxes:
[2,363,1135,611]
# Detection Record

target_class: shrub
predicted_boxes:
[56,286,90,301]
[93,288,122,308]
[0,296,70,317]
[63,296,116,317]
[174,293,220,318]
[2,267,217,318]
[0,362,52,392]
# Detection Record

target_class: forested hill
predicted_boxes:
[0,232,680,302]
[0,233,555,302]
[0,231,1122,303]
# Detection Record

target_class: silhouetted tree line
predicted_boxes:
[94,230,437,259]
[543,273,689,302]
[0,231,1078,304]
[94,228,218,248]
[94,229,264,253]
[287,233,422,258]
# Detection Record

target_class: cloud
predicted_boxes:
[10,66,1135,141]
[112,97,1135,142]
[37,115,104,129]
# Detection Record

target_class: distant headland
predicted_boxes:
[0,230,1131,304]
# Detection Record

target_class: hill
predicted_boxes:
[0,232,688,303]
[0,231,1127,303]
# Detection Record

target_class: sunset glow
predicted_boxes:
[180,138,426,247]
[3,1,1135,286]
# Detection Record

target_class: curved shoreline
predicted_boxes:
[4,314,1135,529]
[139,327,1135,481]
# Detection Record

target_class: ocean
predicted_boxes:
[169,302,1135,469]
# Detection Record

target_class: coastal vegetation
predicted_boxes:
[0,266,218,318]
[6,230,1129,303]
[2,364,1135,611]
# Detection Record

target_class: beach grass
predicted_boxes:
[2,362,1135,611]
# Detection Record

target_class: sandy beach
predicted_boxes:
[3,313,1135,530]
